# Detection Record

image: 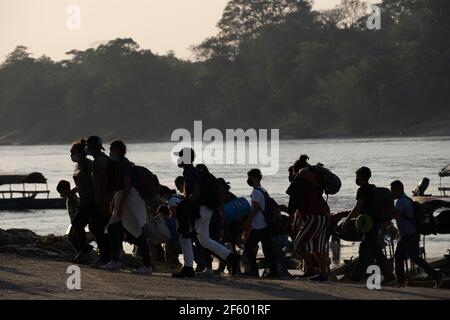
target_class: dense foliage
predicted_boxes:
[0,0,449,144]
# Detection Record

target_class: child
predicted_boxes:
[158,205,182,269]
[57,180,92,262]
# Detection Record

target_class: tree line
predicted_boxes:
[0,0,449,144]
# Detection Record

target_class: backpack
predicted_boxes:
[254,187,282,228]
[175,199,197,239]
[309,165,341,195]
[199,170,224,209]
[132,165,160,200]
[404,199,437,235]
[272,214,292,235]
[369,186,394,223]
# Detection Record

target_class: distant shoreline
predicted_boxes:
[1,131,450,147]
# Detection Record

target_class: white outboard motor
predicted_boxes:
[413,177,430,196]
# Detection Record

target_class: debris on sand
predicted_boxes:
[0,228,171,272]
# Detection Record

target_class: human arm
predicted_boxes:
[342,200,363,229]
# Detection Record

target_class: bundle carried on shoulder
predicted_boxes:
[223,197,251,223]
[143,214,172,245]
[132,165,160,200]
[309,164,341,195]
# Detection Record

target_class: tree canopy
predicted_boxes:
[0,0,449,144]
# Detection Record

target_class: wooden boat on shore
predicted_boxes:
[0,173,65,210]
[412,163,450,204]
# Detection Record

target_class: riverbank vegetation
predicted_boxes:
[0,0,449,144]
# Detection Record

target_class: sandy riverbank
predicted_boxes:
[1,255,450,300]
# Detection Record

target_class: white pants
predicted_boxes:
[179,236,194,268]
[195,206,231,260]
[179,205,231,268]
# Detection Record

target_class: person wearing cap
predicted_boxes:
[172,148,240,278]
[390,180,443,288]
[343,167,395,283]
[85,135,112,264]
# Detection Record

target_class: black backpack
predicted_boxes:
[406,199,437,235]
[254,187,282,228]
[369,186,394,223]
[132,165,160,200]
[199,170,224,209]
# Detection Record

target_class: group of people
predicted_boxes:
[286,158,443,287]
[57,137,444,288]
[58,137,153,274]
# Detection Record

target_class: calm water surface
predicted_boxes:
[1,136,450,263]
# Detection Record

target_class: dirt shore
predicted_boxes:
[1,255,450,300]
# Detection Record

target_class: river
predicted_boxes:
[1,136,450,264]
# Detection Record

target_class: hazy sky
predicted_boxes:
[1,0,346,62]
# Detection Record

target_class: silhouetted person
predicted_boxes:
[288,167,330,281]
[391,180,442,288]
[172,148,239,278]
[243,169,278,278]
[85,136,112,264]
[343,167,395,283]
[68,139,95,262]
[101,140,152,275]
[57,180,91,260]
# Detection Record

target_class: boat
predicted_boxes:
[0,173,65,210]
[412,163,450,204]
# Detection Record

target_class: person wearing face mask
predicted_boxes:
[343,167,395,284]
[85,135,113,265]
[102,140,152,275]
[242,169,278,278]
[69,139,95,263]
